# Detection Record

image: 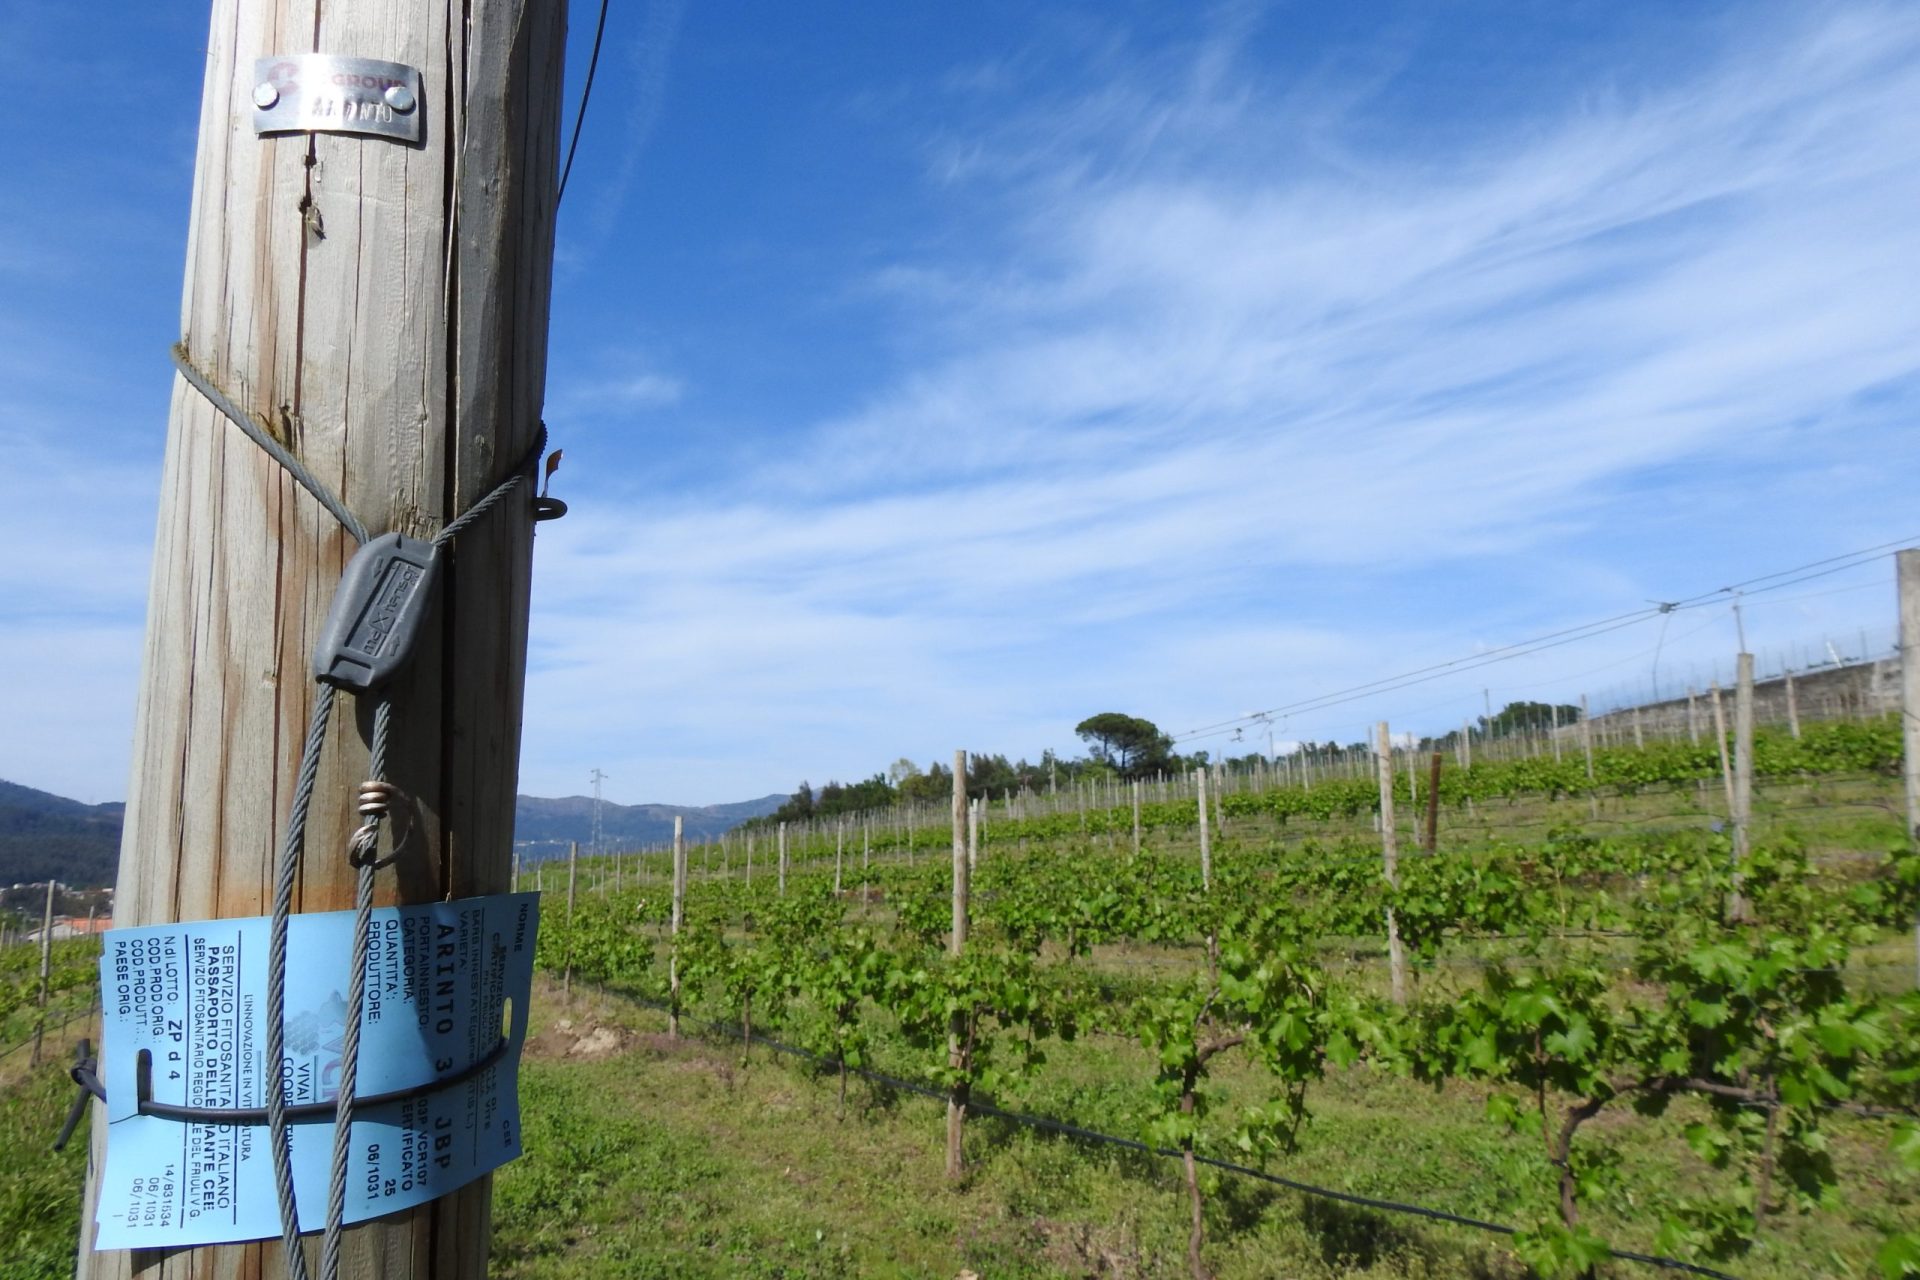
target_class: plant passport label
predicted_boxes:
[91,892,540,1250]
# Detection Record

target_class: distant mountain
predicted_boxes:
[0,778,788,889]
[512,793,788,862]
[0,779,124,889]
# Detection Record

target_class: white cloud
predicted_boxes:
[514,2,1920,801]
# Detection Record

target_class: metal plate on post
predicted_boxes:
[252,55,423,144]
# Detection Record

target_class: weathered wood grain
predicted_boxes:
[79,2,566,1276]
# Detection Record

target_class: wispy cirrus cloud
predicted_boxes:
[514,2,1920,800]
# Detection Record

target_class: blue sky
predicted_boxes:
[2,1,1917,806]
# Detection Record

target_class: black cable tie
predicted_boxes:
[119,1037,512,1127]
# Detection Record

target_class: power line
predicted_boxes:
[556,0,612,208]
[1174,537,1919,745]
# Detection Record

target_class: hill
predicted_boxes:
[0,779,788,887]
[0,779,123,889]
[512,793,789,863]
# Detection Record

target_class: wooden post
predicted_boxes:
[1731,654,1754,922]
[31,879,55,1067]
[80,1,565,1272]
[1131,780,1142,858]
[1785,668,1802,739]
[746,834,754,887]
[1195,767,1212,890]
[1375,723,1406,1006]
[778,822,788,896]
[1897,550,1920,984]
[564,840,578,995]
[670,817,686,1037]
[834,821,844,895]
[947,750,970,1181]
[1423,753,1442,853]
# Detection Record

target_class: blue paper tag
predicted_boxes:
[92,892,539,1250]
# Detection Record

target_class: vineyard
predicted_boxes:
[518,720,1920,1280]
[2,722,1916,1278]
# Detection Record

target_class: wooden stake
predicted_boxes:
[834,821,844,895]
[1131,780,1142,858]
[1375,723,1406,1006]
[778,822,788,896]
[80,1,564,1271]
[948,750,970,1181]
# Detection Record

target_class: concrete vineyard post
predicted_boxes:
[564,840,578,996]
[1898,549,1920,985]
[1688,688,1700,743]
[78,0,565,1272]
[1196,768,1212,890]
[1731,654,1755,923]
[32,879,54,1067]
[670,817,686,1037]
[1785,669,1802,739]
[948,750,970,1181]
[1424,752,1442,853]
[967,798,978,873]
[1375,723,1407,1006]
[1550,703,1562,762]
[1710,682,1734,817]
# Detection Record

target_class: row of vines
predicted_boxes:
[538,807,1920,1278]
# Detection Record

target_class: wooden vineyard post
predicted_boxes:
[78,2,565,1274]
[1731,654,1755,922]
[834,822,844,895]
[1196,768,1212,890]
[1375,723,1407,1006]
[778,822,788,896]
[1896,550,1920,984]
[670,817,686,1037]
[747,834,754,887]
[1424,752,1442,853]
[31,879,54,1067]
[564,841,578,996]
[1131,780,1142,858]
[947,750,971,1181]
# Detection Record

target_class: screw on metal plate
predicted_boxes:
[252,55,425,145]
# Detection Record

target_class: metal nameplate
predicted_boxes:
[252,55,423,144]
